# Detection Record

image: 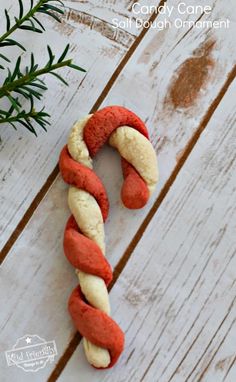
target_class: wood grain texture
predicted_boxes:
[58,77,236,382]
[1,0,236,381]
[0,0,154,250]
[63,0,152,34]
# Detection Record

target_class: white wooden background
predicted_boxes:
[0,0,235,381]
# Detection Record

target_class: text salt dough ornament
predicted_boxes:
[59,106,158,368]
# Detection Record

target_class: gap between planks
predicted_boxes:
[47,63,236,382]
[0,0,167,264]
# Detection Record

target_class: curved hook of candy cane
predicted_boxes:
[84,106,158,209]
[59,107,158,368]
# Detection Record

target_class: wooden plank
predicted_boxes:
[1,0,236,380]
[58,77,236,382]
[0,0,154,250]
[63,0,152,33]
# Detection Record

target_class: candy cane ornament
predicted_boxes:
[59,106,158,368]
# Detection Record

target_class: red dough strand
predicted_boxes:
[59,106,153,368]
[121,158,149,209]
[69,286,125,368]
[64,216,112,286]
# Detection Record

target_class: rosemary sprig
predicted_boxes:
[0,0,64,54]
[0,0,86,135]
[0,108,50,135]
[0,45,85,135]
[0,45,84,100]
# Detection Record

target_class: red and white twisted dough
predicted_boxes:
[59,106,158,368]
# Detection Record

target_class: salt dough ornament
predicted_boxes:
[59,106,158,368]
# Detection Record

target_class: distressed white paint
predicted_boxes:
[0,0,236,381]
[63,0,152,34]
[58,77,236,382]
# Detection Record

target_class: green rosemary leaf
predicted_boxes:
[9,122,17,130]
[4,68,12,84]
[21,86,43,99]
[16,97,22,107]
[31,64,39,73]
[14,88,31,99]
[29,94,34,111]
[8,104,15,116]
[39,113,50,119]
[28,17,37,31]
[0,64,4,70]
[30,53,35,72]
[0,53,11,63]
[0,110,9,116]
[47,45,54,66]
[47,0,64,5]
[18,0,24,19]
[19,25,43,33]
[12,56,21,81]
[34,77,45,85]
[49,71,68,86]
[38,123,48,132]
[41,114,51,122]
[68,63,86,72]
[18,119,37,135]
[2,39,26,51]
[25,118,37,133]
[41,4,64,14]
[32,16,45,31]
[7,95,21,112]
[40,113,51,120]
[29,81,48,90]
[28,55,38,73]
[38,108,50,118]
[33,118,48,131]
[58,43,70,63]
[4,9,11,31]
[38,10,61,23]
